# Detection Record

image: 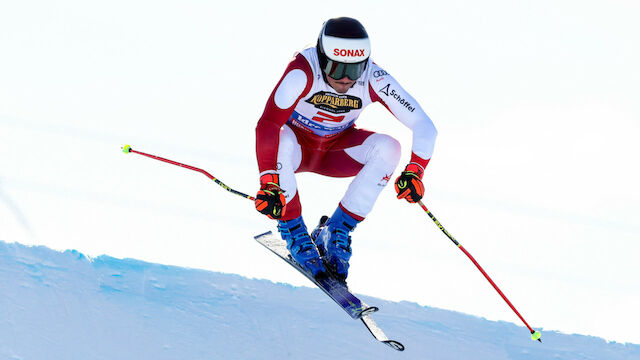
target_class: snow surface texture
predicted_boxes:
[1,241,638,360]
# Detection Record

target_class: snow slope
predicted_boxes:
[1,240,638,360]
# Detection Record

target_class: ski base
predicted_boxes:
[254,231,404,351]
[254,231,375,319]
[361,315,405,351]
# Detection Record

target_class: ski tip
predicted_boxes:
[531,330,542,342]
[253,231,273,240]
[359,306,379,317]
[122,144,132,154]
[384,340,405,351]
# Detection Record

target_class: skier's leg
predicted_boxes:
[275,125,325,276]
[317,131,402,279]
[339,133,402,218]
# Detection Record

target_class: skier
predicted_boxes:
[254,17,437,281]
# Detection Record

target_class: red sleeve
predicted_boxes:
[410,152,431,169]
[256,54,313,173]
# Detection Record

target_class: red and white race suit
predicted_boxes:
[256,47,437,221]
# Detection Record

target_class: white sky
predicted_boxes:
[1,0,639,345]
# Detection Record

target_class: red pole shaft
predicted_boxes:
[457,244,535,334]
[129,148,218,181]
[417,201,538,337]
[125,146,256,201]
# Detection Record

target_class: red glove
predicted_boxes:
[394,163,425,203]
[255,173,286,219]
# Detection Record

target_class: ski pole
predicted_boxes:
[417,200,542,342]
[121,145,256,201]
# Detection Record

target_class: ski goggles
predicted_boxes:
[322,59,368,81]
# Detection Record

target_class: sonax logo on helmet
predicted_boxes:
[323,36,370,63]
[333,49,367,57]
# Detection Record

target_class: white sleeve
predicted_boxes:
[274,69,307,110]
[369,64,437,160]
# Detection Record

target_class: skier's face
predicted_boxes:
[326,76,356,94]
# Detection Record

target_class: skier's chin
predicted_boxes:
[332,84,354,93]
[327,77,356,93]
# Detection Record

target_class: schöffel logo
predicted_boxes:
[333,49,366,57]
[379,84,415,113]
[373,70,388,78]
[305,91,362,114]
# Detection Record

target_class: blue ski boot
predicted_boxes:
[277,216,326,277]
[316,207,361,282]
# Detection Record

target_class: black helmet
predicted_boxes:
[317,17,371,81]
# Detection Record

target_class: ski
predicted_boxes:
[361,314,405,351]
[254,231,404,351]
[254,231,376,319]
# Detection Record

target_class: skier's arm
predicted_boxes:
[254,53,313,218]
[368,65,437,169]
[256,53,313,175]
[368,64,437,202]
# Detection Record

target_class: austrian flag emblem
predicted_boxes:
[378,173,392,186]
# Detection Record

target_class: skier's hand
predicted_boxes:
[255,173,286,219]
[394,163,425,203]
